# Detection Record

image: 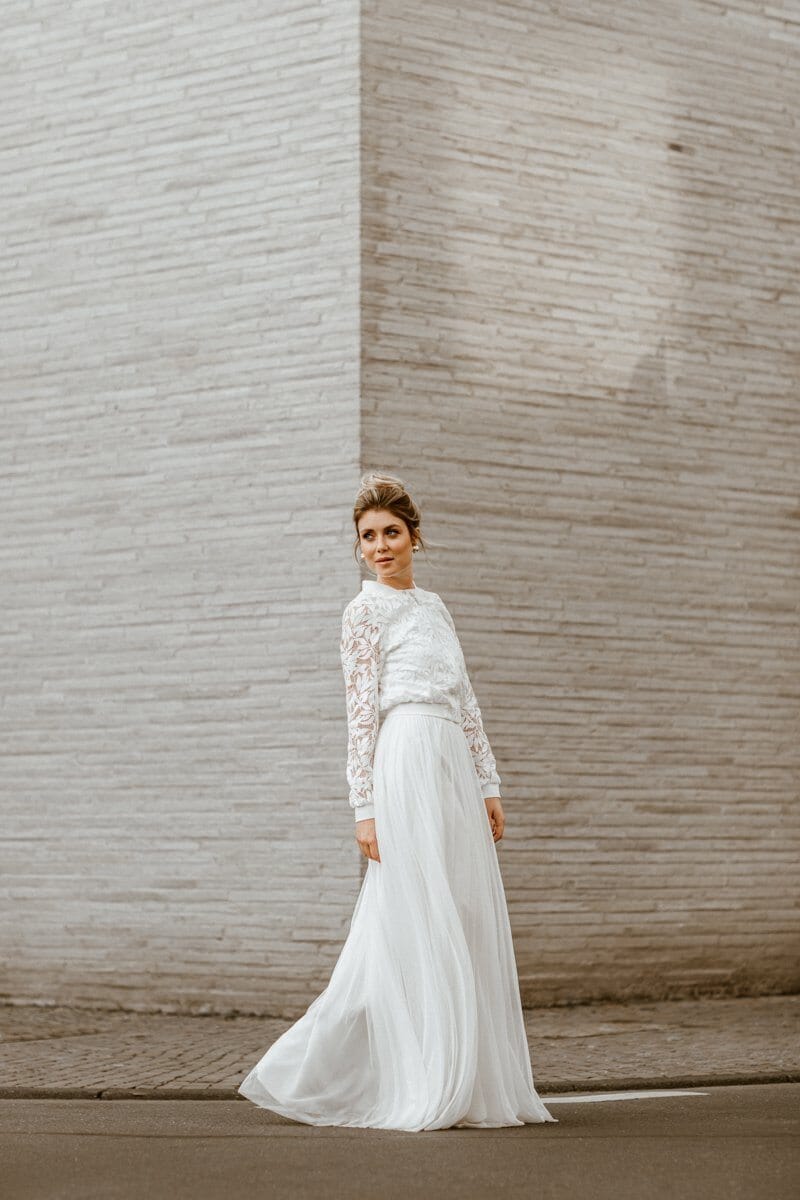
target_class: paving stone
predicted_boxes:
[1,995,797,1099]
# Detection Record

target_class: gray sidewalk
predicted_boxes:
[1,993,798,1100]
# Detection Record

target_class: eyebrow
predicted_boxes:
[359,522,400,533]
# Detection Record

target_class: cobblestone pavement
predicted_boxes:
[0,994,797,1099]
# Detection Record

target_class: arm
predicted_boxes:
[460,670,503,801]
[438,600,502,800]
[340,599,382,822]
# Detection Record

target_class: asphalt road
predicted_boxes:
[2,1083,798,1200]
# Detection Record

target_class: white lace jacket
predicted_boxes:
[340,579,502,822]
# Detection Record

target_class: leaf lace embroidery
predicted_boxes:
[437,600,501,793]
[459,671,501,792]
[340,599,381,811]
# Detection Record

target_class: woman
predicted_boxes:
[238,472,556,1130]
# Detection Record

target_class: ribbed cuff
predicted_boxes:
[480,782,501,801]
[353,802,376,822]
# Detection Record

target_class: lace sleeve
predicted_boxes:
[340,599,382,822]
[460,671,502,800]
[438,599,502,800]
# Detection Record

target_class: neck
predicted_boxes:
[372,577,415,591]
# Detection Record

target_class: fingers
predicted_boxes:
[484,798,504,843]
[356,833,381,862]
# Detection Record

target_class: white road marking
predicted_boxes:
[542,1088,709,1103]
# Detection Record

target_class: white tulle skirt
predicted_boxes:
[238,701,557,1131]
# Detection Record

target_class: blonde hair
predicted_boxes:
[351,471,429,565]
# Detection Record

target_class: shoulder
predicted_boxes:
[341,588,390,627]
[424,590,457,628]
[342,592,372,621]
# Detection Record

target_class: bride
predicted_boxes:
[237,471,556,1131]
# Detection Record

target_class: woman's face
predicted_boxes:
[357,508,416,585]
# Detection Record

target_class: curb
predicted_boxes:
[2,1071,799,1101]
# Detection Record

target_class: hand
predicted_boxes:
[484,796,505,842]
[355,816,381,862]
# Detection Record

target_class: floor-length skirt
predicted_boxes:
[237,701,557,1131]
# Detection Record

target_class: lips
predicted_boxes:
[377,558,393,563]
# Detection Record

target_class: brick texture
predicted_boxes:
[2,1,798,1016]
[0,1,363,1015]
[361,1,800,1004]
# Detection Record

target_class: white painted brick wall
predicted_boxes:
[2,1,798,1017]
[361,0,800,1005]
[1,1,363,1016]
